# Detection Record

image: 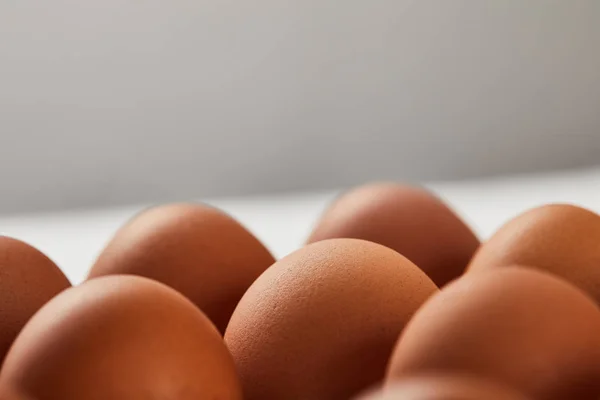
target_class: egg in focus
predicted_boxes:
[386,267,600,400]
[308,183,479,286]
[225,238,438,400]
[0,275,242,400]
[0,236,70,362]
[88,203,275,333]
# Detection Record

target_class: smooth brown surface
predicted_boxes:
[468,204,600,303]
[0,236,70,362]
[308,183,479,286]
[88,203,275,333]
[359,375,528,400]
[0,275,243,400]
[386,267,600,400]
[225,238,438,400]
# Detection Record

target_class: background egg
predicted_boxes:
[88,203,275,333]
[0,275,242,400]
[358,375,529,400]
[307,183,479,286]
[468,204,600,302]
[224,238,438,400]
[0,236,70,362]
[386,267,600,400]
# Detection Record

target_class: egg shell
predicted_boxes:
[88,203,275,334]
[468,204,600,303]
[225,238,438,400]
[358,375,529,400]
[308,183,479,286]
[0,275,242,400]
[386,267,600,400]
[0,236,70,362]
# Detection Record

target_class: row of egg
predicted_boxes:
[0,184,599,399]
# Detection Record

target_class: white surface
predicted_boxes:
[1,167,600,285]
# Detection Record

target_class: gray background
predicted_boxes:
[1,0,599,213]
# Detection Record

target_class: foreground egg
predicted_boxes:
[88,203,275,333]
[468,204,600,303]
[359,375,528,400]
[386,267,600,400]
[0,275,242,400]
[225,239,438,400]
[308,183,479,286]
[0,236,70,361]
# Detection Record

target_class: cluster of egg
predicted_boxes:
[0,184,600,400]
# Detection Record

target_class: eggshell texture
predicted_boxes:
[88,203,275,333]
[358,375,529,400]
[0,236,70,362]
[386,267,600,400]
[225,238,438,400]
[468,204,600,303]
[0,275,243,400]
[307,183,479,286]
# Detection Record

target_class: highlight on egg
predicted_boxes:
[225,238,438,400]
[88,203,275,334]
[468,204,600,304]
[308,183,479,286]
[386,267,600,400]
[357,375,529,400]
[0,236,71,362]
[0,275,243,400]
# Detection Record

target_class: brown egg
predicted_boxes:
[358,375,528,400]
[224,238,438,400]
[307,183,479,286]
[386,267,600,400]
[0,236,70,362]
[0,275,242,400]
[88,203,275,334]
[468,204,600,303]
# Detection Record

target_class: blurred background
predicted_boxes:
[1,0,599,214]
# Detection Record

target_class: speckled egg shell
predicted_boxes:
[225,238,438,400]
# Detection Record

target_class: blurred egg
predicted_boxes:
[358,375,528,400]
[224,238,438,400]
[307,183,479,286]
[0,275,242,400]
[468,204,600,302]
[88,203,275,333]
[386,267,600,400]
[0,236,70,362]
